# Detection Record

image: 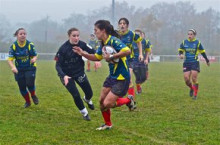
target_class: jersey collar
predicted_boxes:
[120,30,129,35]
[187,38,196,42]
[17,40,26,48]
[104,35,111,45]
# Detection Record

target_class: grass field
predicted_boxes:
[0,61,219,145]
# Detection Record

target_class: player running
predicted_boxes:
[73,20,135,130]
[8,28,39,108]
[118,18,143,109]
[55,28,95,121]
[178,29,210,100]
[132,29,152,94]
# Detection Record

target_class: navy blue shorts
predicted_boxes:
[14,68,36,86]
[183,61,200,72]
[103,76,129,97]
[133,61,147,84]
[127,58,134,69]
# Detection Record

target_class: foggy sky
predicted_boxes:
[0,0,219,23]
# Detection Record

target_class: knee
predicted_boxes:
[184,76,190,82]
[192,76,197,83]
[103,100,114,109]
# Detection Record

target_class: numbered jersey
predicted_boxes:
[8,40,37,71]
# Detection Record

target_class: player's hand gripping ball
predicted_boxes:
[102,46,119,63]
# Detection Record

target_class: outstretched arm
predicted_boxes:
[73,46,100,61]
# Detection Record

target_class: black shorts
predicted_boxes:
[15,68,36,86]
[183,61,200,72]
[133,61,147,84]
[103,76,129,97]
[127,58,134,69]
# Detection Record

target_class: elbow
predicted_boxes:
[127,50,131,55]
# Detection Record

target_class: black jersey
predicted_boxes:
[55,40,95,78]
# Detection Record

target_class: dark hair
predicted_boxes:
[135,29,142,34]
[118,17,129,25]
[67,28,79,36]
[14,28,25,37]
[188,29,197,35]
[95,20,120,38]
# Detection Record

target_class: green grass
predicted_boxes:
[0,61,219,145]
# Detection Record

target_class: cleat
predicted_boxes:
[24,102,31,108]
[83,96,95,110]
[193,96,197,100]
[96,124,112,130]
[189,89,193,97]
[31,95,39,105]
[127,95,136,111]
[86,69,91,72]
[133,102,137,110]
[83,114,91,121]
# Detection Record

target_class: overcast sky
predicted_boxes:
[0,0,219,23]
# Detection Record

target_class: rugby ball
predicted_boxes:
[102,46,119,63]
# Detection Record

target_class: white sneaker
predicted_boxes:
[83,96,95,110]
[96,124,112,130]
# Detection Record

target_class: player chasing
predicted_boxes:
[55,28,95,121]
[73,20,136,130]
[132,29,152,94]
[8,28,39,108]
[178,29,210,100]
[118,17,143,109]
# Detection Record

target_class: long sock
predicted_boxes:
[193,83,199,96]
[128,87,135,97]
[101,109,112,126]
[80,107,88,116]
[187,83,193,90]
[28,86,36,97]
[136,84,141,92]
[23,93,31,103]
[20,90,30,103]
[116,97,131,107]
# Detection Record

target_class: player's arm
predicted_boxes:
[144,51,149,65]
[73,46,100,61]
[55,50,66,78]
[29,43,38,63]
[8,46,18,74]
[106,47,131,62]
[8,59,18,74]
[55,50,72,86]
[144,40,152,64]
[137,41,143,61]
[198,42,210,66]
[178,41,185,59]
[84,43,96,54]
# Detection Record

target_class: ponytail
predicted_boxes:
[95,20,121,38]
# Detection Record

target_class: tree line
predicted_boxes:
[0,1,219,55]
